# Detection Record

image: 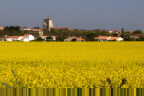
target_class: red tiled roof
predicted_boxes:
[95,36,122,41]
[7,36,21,39]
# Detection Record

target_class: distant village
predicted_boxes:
[0,16,144,42]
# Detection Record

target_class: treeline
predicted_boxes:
[0,26,24,36]
[49,29,110,41]
[49,28,144,41]
[0,26,144,41]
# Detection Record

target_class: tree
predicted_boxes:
[121,32,132,41]
[35,37,44,41]
[85,32,96,41]
[46,36,53,41]
[48,28,112,41]
[133,30,143,34]
[4,26,24,36]
[136,38,144,41]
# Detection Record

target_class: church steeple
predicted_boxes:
[43,16,54,34]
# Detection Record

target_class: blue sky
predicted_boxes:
[0,0,144,29]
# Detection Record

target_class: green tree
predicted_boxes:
[121,32,132,41]
[133,30,143,34]
[4,26,24,36]
[35,37,44,41]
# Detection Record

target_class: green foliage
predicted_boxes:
[2,26,144,41]
[4,26,24,36]
[121,32,131,41]
[133,30,143,34]
[136,38,144,41]
[35,37,44,41]
[51,29,110,41]
[46,36,53,41]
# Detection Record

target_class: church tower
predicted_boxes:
[43,16,54,33]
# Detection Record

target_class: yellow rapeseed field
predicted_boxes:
[0,42,144,88]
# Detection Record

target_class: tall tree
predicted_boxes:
[4,26,24,36]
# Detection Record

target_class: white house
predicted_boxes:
[5,34,35,42]
[6,36,20,41]
[94,36,124,41]
[22,34,35,42]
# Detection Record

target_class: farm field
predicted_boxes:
[0,42,144,88]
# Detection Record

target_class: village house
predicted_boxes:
[21,27,43,32]
[5,34,35,42]
[94,36,124,41]
[21,27,44,37]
